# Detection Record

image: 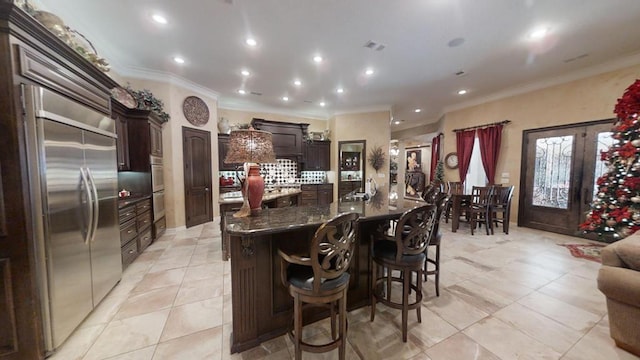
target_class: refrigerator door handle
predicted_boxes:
[85,167,100,243]
[79,167,94,245]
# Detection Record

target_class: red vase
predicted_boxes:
[246,163,264,214]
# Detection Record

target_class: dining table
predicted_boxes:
[450,193,472,232]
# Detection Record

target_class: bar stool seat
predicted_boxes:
[370,204,438,342]
[279,212,359,360]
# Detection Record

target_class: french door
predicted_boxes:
[518,120,614,238]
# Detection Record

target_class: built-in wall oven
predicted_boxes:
[150,155,165,223]
[150,155,164,193]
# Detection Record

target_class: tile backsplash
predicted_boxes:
[219,159,327,186]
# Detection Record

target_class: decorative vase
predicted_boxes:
[218,117,230,134]
[246,163,265,215]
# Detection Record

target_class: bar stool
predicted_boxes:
[278,212,359,360]
[370,204,438,342]
[423,193,450,296]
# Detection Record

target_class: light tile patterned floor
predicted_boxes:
[49,219,640,360]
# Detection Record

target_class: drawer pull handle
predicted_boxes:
[127,230,133,234]
[128,249,135,254]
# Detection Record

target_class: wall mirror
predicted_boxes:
[338,140,366,198]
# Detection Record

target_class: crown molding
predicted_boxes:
[330,105,392,117]
[444,52,640,114]
[218,97,330,121]
[115,65,220,101]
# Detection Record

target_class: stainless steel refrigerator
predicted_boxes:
[25,86,122,353]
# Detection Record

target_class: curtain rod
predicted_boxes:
[452,120,511,133]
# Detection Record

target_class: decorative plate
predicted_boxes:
[183,96,210,126]
[111,87,137,108]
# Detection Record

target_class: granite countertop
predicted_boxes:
[218,188,302,204]
[225,190,426,236]
[118,194,151,209]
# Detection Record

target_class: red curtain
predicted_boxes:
[477,124,503,184]
[429,134,441,181]
[456,129,476,184]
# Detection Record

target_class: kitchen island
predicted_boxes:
[225,191,425,353]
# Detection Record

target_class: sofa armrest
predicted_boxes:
[601,243,624,267]
[597,266,640,308]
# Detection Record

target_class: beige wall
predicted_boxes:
[218,108,327,133]
[125,78,219,230]
[329,111,392,199]
[441,63,640,223]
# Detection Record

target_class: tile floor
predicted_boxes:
[49,218,640,360]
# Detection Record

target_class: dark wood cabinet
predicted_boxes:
[300,184,334,206]
[251,118,309,158]
[119,198,153,269]
[218,134,240,171]
[339,180,361,198]
[304,141,331,171]
[127,110,164,171]
[112,101,130,171]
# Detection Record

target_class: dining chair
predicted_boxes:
[278,212,359,360]
[370,203,438,342]
[444,181,468,223]
[468,186,494,235]
[490,185,515,234]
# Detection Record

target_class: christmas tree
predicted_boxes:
[581,79,640,240]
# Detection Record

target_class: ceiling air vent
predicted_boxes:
[303,100,313,103]
[455,70,466,77]
[250,91,262,96]
[363,40,386,51]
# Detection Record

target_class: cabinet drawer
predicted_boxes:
[119,205,136,224]
[318,184,333,191]
[301,191,317,200]
[276,196,295,208]
[121,239,138,269]
[138,228,153,252]
[300,199,317,207]
[120,218,137,246]
[153,217,166,239]
[136,199,152,213]
[300,184,317,191]
[137,210,152,231]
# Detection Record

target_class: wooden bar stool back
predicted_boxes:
[278,212,359,360]
[423,193,450,296]
[370,203,438,342]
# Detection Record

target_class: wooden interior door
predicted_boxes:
[518,120,614,237]
[183,127,213,228]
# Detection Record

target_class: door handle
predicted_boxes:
[205,187,210,192]
[79,168,93,245]
[584,188,591,205]
[86,168,100,243]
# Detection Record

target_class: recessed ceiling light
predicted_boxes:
[319,102,326,107]
[282,96,289,101]
[293,79,302,86]
[246,38,257,47]
[529,28,548,40]
[457,89,468,95]
[151,14,167,24]
[414,108,421,113]
[447,37,465,47]
[313,55,323,63]
[394,121,401,125]
[336,88,344,94]
[241,69,250,76]
[238,89,246,95]
[365,68,374,76]
[173,56,185,64]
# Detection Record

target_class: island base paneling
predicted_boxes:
[228,215,387,353]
